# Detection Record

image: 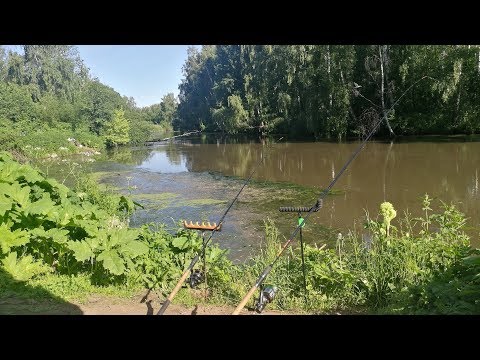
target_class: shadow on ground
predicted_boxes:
[0,268,83,315]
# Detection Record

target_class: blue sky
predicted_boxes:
[3,45,195,108]
[77,45,193,108]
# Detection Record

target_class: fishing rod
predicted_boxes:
[232,76,431,315]
[157,137,282,315]
[146,129,201,145]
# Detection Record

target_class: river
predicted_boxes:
[75,134,480,262]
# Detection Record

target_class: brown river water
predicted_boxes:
[79,135,480,261]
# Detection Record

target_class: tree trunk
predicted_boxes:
[379,45,395,136]
[340,68,358,125]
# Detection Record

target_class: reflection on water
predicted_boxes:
[137,151,188,173]
[66,134,479,258]
[133,135,480,247]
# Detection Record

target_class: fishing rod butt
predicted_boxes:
[157,299,170,315]
[232,285,259,315]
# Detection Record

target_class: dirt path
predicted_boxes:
[0,290,300,315]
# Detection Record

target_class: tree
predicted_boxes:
[159,93,177,126]
[81,80,124,134]
[104,109,130,147]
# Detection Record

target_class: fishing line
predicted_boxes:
[232,76,432,314]
[156,137,282,315]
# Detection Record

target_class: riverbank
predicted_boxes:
[0,290,298,315]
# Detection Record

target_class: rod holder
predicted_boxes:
[183,220,222,231]
[279,199,322,213]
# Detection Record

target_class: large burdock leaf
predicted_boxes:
[171,236,189,250]
[97,250,125,275]
[0,194,13,217]
[0,182,31,208]
[0,223,30,254]
[45,228,69,244]
[2,252,50,281]
[463,255,480,266]
[16,165,44,185]
[109,228,139,247]
[120,240,149,258]
[68,240,94,262]
[24,194,56,216]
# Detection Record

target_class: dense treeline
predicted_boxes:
[0,45,178,150]
[176,45,480,138]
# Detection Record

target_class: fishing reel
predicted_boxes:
[188,269,204,288]
[254,285,278,313]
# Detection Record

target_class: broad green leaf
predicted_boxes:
[68,240,94,262]
[23,194,56,216]
[84,237,100,252]
[75,219,99,237]
[15,166,44,184]
[1,252,50,281]
[10,182,32,208]
[50,204,75,226]
[0,193,13,216]
[463,255,480,266]
[120,240,149,258]
[0,183,13,196]
[97,250,125,275]
[0,223,30,254]
[45,228,69,244]
[53,182,70,201]
[171,236,189,250]
[30,227,48,238]
[109,229,139,247]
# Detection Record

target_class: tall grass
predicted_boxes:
[204,196,474,314]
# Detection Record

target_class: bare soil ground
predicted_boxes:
[0,290,300,315]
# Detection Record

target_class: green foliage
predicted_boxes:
[104,108,130,148]
[212,95,249,134]
[0,82,38,122]
[2,252,51,281]
[128,119,156,145]
[177,45,480,137]
[0,152,142,279]
[210,197,474,314]
[74,174,137,219]
[81,80,125,135]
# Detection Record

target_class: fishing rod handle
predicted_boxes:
[232,284,258,315]
[157,269,191,315]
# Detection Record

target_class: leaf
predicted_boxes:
[68,240,94,262]
[51,204,75,227]
[1,252,50,281]
[74,219,99,237]
[1,182,32,208]
[23,194,56,216]
[53,182,70,201]
[171,236,189,250]
[45,228,69,244]
[109,229,139,247]
[463,255,480,266]
[0,223,30,254]
[97,250,125,275]
[0,193,13,217]
[16,166,44,184]
[84,237,101,252]
[120,240,149,258]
